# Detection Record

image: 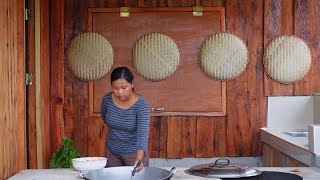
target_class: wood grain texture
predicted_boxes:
[144,116,169,158]
[90,8,225,116]
[225,0,265,156]
[262,144,284,166]
[47,0,320,162]
[293,0,320,95]
[202,0,224,6]
[262,143,308,167]
[26,0,37,169]
[196,117,214,157]
[88,117,108,156]
[40,0,51,168]
[58,0,263,159]
[195,116,228,157]
[167,117,196,158]
[64,0,90,157]
[0,0,26,179]
[212,117,227,156]
[263,0,294,96]
[4,0,314,176]
[287,156,308,167]
[50,0,65,153]
[149,117,161,157]
[16,0,26,174]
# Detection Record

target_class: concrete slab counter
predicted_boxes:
[8,167,320,180]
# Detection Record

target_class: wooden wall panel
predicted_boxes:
[212,117,227,156]
[225,0,265,156]
[50,0,65,153]
[196,117,214,157]
[148,116,168,158]
[40,0,51,168]
[88,116,108,157]
[294,0,320,95]
[264,0,294,96]
[26,0,37,169]
[0,0,26,179]
[159,117,168,158]
[167,117,196,158]
[57,0,264,159]
[90,8,225,116]
[48,0,320,162]
[263,0,320,96]
[63,0,98,157]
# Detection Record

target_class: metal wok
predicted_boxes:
[79,166,176,180]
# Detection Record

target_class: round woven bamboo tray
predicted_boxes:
[264,35,311,84]
[67,32,114,81]
[199,33,248,81]
[132,33,180,81]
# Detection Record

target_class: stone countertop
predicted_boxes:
[260,128,320,167]
[260,128,309,150]
[8,167,320,180]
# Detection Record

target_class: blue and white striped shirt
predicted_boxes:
[101,92,150,155]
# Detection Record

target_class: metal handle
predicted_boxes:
[214,158,230,166]
[170,167,176,175]
[131,160,142,176]
[152,107,165,112]
[168,167,176,179]
[79,171,89,180]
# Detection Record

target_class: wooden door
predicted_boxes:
[0,0,26,179]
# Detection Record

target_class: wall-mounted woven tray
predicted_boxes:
[264,35,311,84]
[67,32,114,81]
[199,33,248,81]
[132,33,180,81]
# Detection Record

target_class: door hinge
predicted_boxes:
[25,73,33,85]
[25,9,32,20]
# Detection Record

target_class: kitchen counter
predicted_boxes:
[8,167,320,180]
[261,128,320,167]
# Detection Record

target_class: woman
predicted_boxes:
[101,66,150,172]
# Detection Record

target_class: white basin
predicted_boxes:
[283,130,308,137]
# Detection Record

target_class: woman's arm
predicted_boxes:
[136,98,150,153]
[135,98,150,171]
[135,149,144,161]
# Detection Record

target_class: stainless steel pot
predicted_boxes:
[79,166,176,180]
[185,158,261,178]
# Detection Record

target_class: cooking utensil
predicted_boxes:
[130,161,141,180]
[185,158,262,178]
[79,166,176,180]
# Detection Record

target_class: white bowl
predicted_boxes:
[72,157,107,171]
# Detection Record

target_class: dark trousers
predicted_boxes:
[105,147,149,167]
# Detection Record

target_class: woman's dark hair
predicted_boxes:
[110,67,134,84]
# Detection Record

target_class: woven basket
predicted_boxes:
[200,33,248,81]
[132,33,180,81]
[67,32,114,81]
[264,35,311,84]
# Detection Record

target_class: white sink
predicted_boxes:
[283,130,308,137]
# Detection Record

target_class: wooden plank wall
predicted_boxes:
[26,0,52,169]
[47,0,320,165]
[0,0,26,179]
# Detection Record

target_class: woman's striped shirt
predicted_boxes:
[101,92,150,155]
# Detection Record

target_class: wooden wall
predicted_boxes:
[0,0,26,179]
[47,0,320,166]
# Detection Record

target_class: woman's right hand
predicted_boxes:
[133,160,144,173]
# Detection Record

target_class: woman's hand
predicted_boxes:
[134,160,144,172]
[134,150,145,172]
